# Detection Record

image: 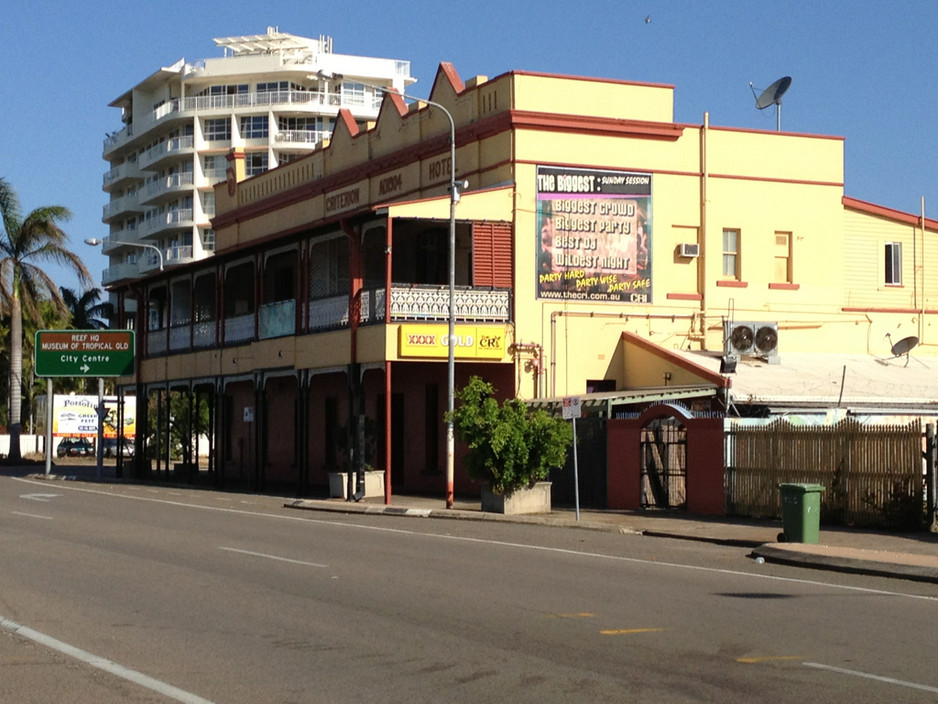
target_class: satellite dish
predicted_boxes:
[751,76,791,132]
[891,335,919,357]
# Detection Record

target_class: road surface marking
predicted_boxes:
[546,613,595,619]
[737,655,806,664]
[11,511,53,520]
[219,547,327,568]
[600,627,670,636]
[19,493,61,502]
[0,614,214,704]
[14,477,938,604]
[804,662,938,694]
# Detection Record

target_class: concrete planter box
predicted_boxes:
[481,482,552,515]
[328,470,385,499]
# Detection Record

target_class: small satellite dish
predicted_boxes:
[891,335,919,357]
[751,76,791,132]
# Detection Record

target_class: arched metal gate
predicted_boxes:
[640,417,687,510]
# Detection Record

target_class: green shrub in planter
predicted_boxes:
[447,376,573,496]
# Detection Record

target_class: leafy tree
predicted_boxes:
[0,177,90,459]
[448,375,572,495]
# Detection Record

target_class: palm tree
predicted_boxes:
[0,177,90,460]
[61,286,114,394]
[61,286,114,331]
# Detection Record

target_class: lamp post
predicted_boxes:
[84,237,164,272]
[318,72,462,508]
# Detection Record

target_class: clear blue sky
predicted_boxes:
[2,0,936,292]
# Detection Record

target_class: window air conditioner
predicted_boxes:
[679,243,699,258]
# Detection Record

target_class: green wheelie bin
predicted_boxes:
[778,483,825,543]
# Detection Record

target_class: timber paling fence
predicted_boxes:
[725,419,924,529]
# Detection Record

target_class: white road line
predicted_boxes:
[11,511,53,520]
[12,476,938,603]
[219,546,327,568]
[0,615,215,704]
[804,662,938,694]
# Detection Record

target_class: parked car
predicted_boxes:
[103,438,134,458]
[56,438,94,458]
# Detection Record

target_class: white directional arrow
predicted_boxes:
[20,493,62,502]
[80,364,91,373]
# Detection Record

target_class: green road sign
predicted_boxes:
[35,330,135,378]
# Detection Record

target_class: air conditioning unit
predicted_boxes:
[724,321,779,358]
[679,243,700,258]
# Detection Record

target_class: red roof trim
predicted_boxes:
[620,330,730,389]
[842,196,938,230]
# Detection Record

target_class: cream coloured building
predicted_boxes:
[103,62,938,501]
[101,27,414,287]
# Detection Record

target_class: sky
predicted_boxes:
[1,0,937,292]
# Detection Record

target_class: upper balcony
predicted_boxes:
[140,283,511,358]
[138,136,195,171]
[103,160,142,193]
[138,209,195,239]
[274,129,330,150]
[104,91,381,158]
[141,172,195,206]
[102,194,145,223]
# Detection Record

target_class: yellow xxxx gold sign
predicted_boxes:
[399,324,507,360]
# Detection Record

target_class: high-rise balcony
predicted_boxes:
[103,90,385,158]
[102,194,144,223]
[138,136,195,171]
[103,160,142,192]
[138,209,195,239]
[141,172,195,205]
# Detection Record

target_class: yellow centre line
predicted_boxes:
[546,613,595,619]
[600,627,671,636]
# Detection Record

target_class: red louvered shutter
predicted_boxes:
[472,222,513,288]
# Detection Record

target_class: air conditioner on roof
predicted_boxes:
[724,321,779,359]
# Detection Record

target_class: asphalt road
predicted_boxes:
[2,476,937,703]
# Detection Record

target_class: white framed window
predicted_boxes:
[774,231,792,283]
[204,118,231,141]
[201,229,215,252]
[885,242,902,285]
[246,153,268,176]
[240,115,268,139]
[722,228,740,279]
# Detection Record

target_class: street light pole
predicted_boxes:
[84,237,164,272]
[317,72,461,508]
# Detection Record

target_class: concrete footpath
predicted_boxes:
[12,462,938,585]
[286,493,938,585]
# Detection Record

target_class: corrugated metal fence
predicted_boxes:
[725,419,924,529]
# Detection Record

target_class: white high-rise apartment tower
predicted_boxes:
[101,28,414,285]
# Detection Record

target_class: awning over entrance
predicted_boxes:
[525,385,718,416]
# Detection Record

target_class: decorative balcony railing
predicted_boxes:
[169,325,190,351]
[224,313,254,344]
[147,329,167,357]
